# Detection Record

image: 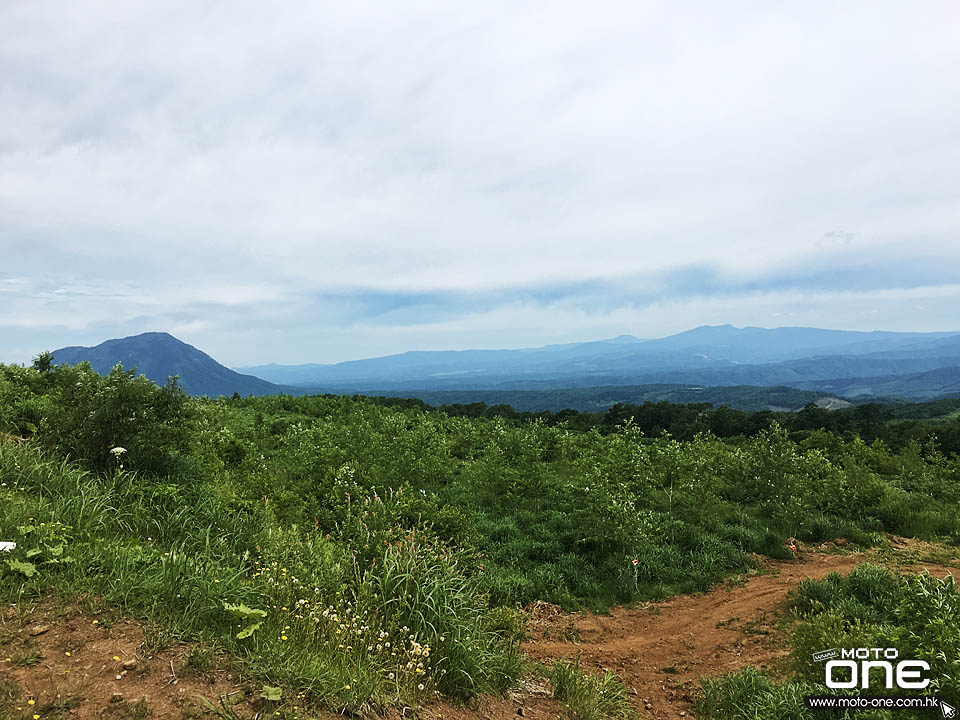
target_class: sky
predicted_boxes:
[2,1,959,367]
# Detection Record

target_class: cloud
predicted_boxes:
[1,1,959,364]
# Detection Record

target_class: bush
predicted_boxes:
[40,362,196,477]
[357,533,521,699]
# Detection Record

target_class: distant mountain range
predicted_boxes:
[51,332,281,397]
[237,325,960,400]
[48,325,960,408]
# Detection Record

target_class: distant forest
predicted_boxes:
[349,394,960,455]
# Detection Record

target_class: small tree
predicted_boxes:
[31,351,54,374]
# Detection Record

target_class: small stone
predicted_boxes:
[110,693,124,703]
[115,674,123,681]
[121,659,137,671]
[28,625,50,636]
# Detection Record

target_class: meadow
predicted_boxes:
[1,359,959,717]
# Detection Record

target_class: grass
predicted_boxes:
[0,678,21,702]
[0,442,523,713]
[549,655,637,720]
[184,645,217,675]
[698,667,820,720]
[12,650,44,667]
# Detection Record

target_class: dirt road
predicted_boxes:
[518,550,956,719]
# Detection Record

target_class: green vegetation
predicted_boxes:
[697,564,960,719]
[365,393,960,454]
[381,384,839,413]
[549,655,637,720]
[1,357,959,714]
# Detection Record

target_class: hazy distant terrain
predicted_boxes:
[238,325,960,400]
[50,325,960,405]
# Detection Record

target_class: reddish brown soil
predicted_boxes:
[0,601,248,720]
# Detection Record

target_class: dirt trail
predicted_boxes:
[520,550,957,719]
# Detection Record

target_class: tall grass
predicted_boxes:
[549,655,637,720]
[0,442,521,710]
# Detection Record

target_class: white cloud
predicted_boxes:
[1,0,959,362]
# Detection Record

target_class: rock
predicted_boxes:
[110,693,124,703]
[121,659,137,671]
[115,674,123,681]
[28,625,50,636]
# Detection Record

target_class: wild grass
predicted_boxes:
[549,655,637,720]
[698,668,821,720]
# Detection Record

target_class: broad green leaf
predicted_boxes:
[236,621,262,639]
[25,548,42,558]
[6,559,37,577]
[223,602,267,620]
[260,686,282,702]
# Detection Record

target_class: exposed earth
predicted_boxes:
[2,541,956,720]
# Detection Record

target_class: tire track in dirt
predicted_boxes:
[521,551,957,719]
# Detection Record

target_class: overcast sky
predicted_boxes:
[2,1,959,366]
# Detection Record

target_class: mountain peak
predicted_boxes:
[51,332,281,397]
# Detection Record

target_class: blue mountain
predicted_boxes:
[52,332,282,397]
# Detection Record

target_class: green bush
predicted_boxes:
[39,362,196,477]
